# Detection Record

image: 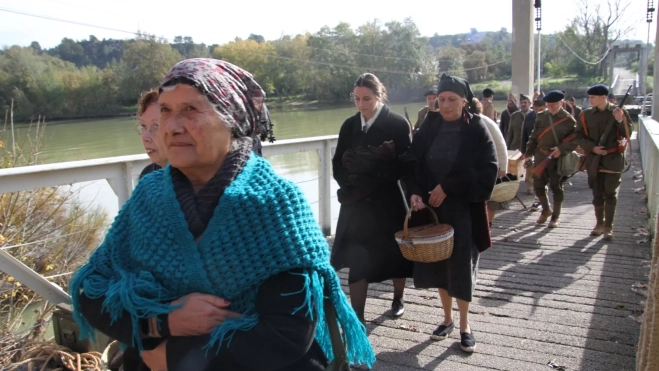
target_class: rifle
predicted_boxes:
[531,134,576,178]
[404,107,411,125]
[586,84,632,187]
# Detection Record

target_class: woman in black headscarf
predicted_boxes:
[406,73,498,354]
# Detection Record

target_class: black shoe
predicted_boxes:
[391,297,405,318]
[460,332,476,353]
[430,322,454,341]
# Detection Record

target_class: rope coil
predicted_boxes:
[7,341,103,371]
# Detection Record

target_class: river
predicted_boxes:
[6,101,511,229]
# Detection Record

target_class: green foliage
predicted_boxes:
[0,14,646,121]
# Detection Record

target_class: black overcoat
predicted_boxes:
[330,105,414,284]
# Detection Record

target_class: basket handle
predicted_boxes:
[403,207,439,240]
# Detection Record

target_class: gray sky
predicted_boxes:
[0,0,654,49]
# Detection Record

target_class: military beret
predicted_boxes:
[542,90,565,103]
[608,93,616,99]
[587,84,609,96]
[424,88,438,96]
[519,94,530,101]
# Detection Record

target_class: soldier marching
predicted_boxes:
[574,84,632,240]
[523,90,577,228]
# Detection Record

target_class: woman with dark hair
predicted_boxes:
[407,73,498,353]
[331,72,414,324]
[70,59,374,371]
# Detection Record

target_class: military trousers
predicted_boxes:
[592,172,622,207]
[533,161,564,203]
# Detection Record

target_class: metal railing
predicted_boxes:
[637,116,659,371]
[639,117,659,235]
[0,135,338,306]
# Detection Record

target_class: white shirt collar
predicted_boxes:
[361,104,384,132]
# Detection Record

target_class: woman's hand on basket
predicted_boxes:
[168,293,241,336]
[428,185,447,208]
[410,195,425,211]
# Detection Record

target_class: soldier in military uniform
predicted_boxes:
[524,90,577,228]
[575,84,632,241]
[481,88,497,122]
[414,89,438,130]
[567,97,582,118]
[507,94,530,150]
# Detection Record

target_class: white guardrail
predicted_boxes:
[0,135,338,305]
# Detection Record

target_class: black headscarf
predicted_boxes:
[436,73,476,114]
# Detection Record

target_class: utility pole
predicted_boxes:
[535,0,542,94]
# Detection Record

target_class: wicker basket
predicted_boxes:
[394,208,454,263]
[491,180,519,202]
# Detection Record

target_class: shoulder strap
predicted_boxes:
[549,115,560,145]
[579,112,588,136]
[537,116,569,141]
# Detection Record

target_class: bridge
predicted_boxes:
[1,122,658,370]
[2,2,659,370]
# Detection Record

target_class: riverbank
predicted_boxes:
[20,76,634,123]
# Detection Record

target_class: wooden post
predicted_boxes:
[10,99,16,158]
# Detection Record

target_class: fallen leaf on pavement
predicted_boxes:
[629,315,643,323]
[398,324,419,332]
[547,359,567,370]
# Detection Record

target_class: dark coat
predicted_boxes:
[521,110,537,155]
[406,111,498,253]
[331,105,414,283]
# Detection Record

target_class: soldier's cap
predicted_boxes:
[608,93,616,99]
[482,88,494,97]
[424,88,438,96]
[568,97,576,102]
[587,84,609,96]
[519,94,530,101]
[542,90,565,103]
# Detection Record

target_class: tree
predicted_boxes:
[29,42,42,54]
[117,40,182,104]
[248,34,266,44]
[572,0,635,78]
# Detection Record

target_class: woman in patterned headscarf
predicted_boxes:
[70,59,374,371]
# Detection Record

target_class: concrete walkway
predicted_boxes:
[337,151,650,370]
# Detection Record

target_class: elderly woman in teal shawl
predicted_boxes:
[69,58,374,371]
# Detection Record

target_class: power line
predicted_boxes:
[300,44,495,63]
[0,7,138,36]
[2,6,505,65]
[555,33,611,65]
[218,48,511,75]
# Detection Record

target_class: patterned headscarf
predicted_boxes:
[160,58,275,142]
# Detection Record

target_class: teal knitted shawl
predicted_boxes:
[69,154,375,366]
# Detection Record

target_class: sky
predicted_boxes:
[0,0,655,49]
